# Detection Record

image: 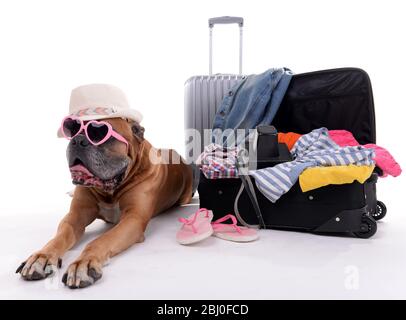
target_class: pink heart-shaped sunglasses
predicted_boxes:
[60,116,129,148]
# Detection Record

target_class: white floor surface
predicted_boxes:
[1,188,405,300]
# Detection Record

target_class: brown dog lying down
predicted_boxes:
[16,117,194,288]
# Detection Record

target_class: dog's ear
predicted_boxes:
[131,121,145,141]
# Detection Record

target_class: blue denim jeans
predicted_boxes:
[212,68,293,146]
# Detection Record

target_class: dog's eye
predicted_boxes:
[63,118,81,137]
[87,122,109,144]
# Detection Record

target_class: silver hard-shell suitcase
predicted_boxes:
[184,16,246,163]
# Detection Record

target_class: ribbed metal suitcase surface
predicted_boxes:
[184,16,245,162]
[184,74,244,161]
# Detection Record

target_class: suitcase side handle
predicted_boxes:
[208,16,243,76]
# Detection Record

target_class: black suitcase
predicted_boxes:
[197,68,387,238]
[199,171,382,238]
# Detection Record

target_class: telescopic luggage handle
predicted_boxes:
[208,16,244,76]
[208,16,244,27]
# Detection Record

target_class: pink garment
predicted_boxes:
[329,130,402,178]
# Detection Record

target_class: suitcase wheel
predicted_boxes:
[354,216,377,239]
[371,200,387,221]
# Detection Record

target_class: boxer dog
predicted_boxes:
[16,84,194,288]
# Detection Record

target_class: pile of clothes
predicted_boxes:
[196,68,402,204]
[196,143,241,179]
[197,128,401,203]
[251,127,399,202]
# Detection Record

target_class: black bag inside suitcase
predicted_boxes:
[198,68,387,238]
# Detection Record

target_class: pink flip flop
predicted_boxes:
[212,214,259,242]
[176,208,214,245]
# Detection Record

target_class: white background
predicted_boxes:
[0,0,405,299]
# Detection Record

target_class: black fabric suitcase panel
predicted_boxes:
[236,177,366,229]
[272,68,376,145]
[198,176,242,218]
[198,172,376,231]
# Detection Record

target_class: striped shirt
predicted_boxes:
[249,128,375,203]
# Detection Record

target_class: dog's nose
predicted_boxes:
[72,134,90,147]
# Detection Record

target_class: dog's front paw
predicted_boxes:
[62,257,103,289]
[16,252,62,281]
